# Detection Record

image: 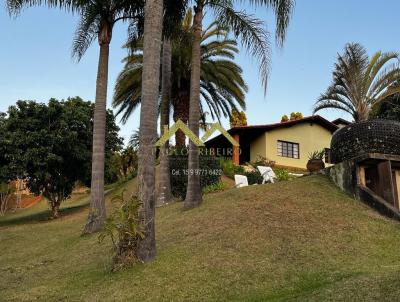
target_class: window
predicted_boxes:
[277,140,299,159]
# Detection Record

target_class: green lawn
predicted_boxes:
[1,175,400,301]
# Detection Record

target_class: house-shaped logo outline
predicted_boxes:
[155,119,205,147]
[201,123,239,147]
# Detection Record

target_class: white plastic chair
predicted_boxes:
[257,166,276,184]
[234,174,249,188]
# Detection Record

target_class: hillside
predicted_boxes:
[1,175,400,301]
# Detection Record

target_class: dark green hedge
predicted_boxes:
[169,151,222,199]
[244,171,263,185]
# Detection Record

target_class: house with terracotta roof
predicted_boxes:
[206,115,346,169]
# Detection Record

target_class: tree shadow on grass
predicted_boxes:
[0,185,124,228]
[0,202,89,227]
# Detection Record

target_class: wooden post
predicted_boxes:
[377,161,396,206]
[357,165,366,186]
[233,134,240,165]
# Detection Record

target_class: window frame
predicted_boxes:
[277,140,300,159]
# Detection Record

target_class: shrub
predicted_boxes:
[169,150,222,199]
[308,150,325,160]
[202,182,227,194]
[234,165,246,175]
[244,171,263,185]
[220,158,245,179]
[99,192,144,271]
[274,168,292,181]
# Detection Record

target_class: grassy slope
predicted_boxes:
[1,175,400,301]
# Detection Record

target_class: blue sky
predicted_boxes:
[1,0,400,144]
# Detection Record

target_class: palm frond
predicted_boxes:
[211,3,271,93]
[242,0,294,46]
[71,5,101,61]
[314,43,400,121]
[6,0,79,16]
[114,9,248,124]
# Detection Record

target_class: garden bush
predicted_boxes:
[169,151,222,199]
[99,192,144,271]
[244,171,263,185]
[202,182,227,194]
[274,168,292,181]
[220,158,245,179]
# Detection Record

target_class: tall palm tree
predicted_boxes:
[184,0,294,209]
[314,43,400,122]
[158,39,173,206]
[113,12,248,147]
[135,0,187,262]
[136,0,164,263]
[6,0,144,234]
[75,1,143,234]
[71,1,143,234]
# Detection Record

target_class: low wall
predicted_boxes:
[324,159,358,198]
[325,157,400,220]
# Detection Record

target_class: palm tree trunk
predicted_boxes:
[184,2,204,209]
[83,41,109,234]
[173,91,190,148]
[137,0,163,262]
[157,39,172,206]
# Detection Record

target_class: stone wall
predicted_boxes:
[325,157,400,220]
[325,159,357,198]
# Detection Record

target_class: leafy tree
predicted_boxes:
[314,43,400,121]
[230,109,247,127]
[4,100,87,218]
[1,98,122,218]
[104,147,138,183]
[104,153,122,185]
[281,112,302,122]
[289,112,302,121]
[120,147,138,179]
[185,0,294,209]
[0,113,14,216]
[107,146,138,182]
[53,97,123,186]
[281,114,289,122]
[0,113,11,181]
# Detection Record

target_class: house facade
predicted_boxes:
[205,115,341,169]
